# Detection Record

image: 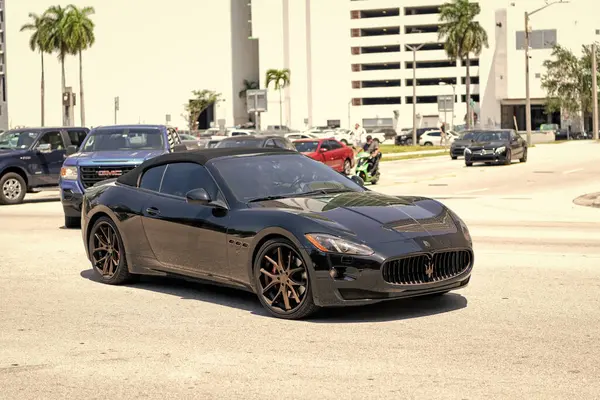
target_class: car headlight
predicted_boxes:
[60,166,78,180]
[495,146,506,154]
[305,233,374,256]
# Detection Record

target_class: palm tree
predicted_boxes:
[20,13,52,126]
[44,5,70,125]
[64,5,95,127]
[238,79,258,121]
[265,68,291,128]
[438,0,488,128]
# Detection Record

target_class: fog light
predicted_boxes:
[329,268,339,279]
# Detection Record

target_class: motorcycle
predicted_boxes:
[354,151,381,185]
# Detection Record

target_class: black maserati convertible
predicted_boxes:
[81,148,474,319]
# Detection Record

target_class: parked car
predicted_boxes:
[463,129,528,167]
[59,124,185,228]
[80,147,474,320]
[0,127,90,205]
[420,130,459,146]
[450,131,480,159]
[294,138,354,175]
[179,133,203,150]
[213,135,296,150]
[395,127,431,146]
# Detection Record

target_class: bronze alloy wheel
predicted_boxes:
[88,217,131,284]
[254,239,319,319]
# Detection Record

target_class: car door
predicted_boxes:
[318,140,335,167]
[510,131,523,158]
[140,162,231,278]
[326,140,345,171]
[34,130,67,185]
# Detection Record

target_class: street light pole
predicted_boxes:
[407,43,425,146]
[523,0,569,147]
[593,43,599,141]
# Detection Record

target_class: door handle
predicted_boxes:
[145,207,160,216]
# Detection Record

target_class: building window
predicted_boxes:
[405,42,444,51]
[405,60,455,69]
[361,97,401,105]
[405,24,439,34]
[360,45,401,54]
[461,76,480,84]
[359,8,400,18]
[516,29,557,50]
[361,80,401,88]
[405,96,438,104]
[404,5,441,15]
[460,59,480,67]
[361,62,400,71]
[360,26,400,36]
[406,77,456,86]
[461,94,480,103]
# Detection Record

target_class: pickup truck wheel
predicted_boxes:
[0,172,27,205]
[64,216,81,229]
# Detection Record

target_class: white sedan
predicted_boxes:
[420,130,459,146]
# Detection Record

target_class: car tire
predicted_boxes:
[343,159,352,175]
[424,142,433,146]
[504,150,512,165]
[465,161,473,167]
[87,216,132,285]
[451,156,458,160]
[253,238,320,320]
[0,172,27,205]
[64,216,81,229]
[406,139,413,146]
[519,148,528,163]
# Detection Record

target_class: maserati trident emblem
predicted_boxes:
[424,260,435,279]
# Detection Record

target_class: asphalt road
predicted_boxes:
[1,141,599,399]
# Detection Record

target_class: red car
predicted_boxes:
[293,138,354,175]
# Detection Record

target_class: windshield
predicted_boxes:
[294,141,319,152]
[81,128,164,151]
[0,130,40,150]
[215,139,262,148]
[460,132,478,140]
[211,154,365,202]
[475,131,510,142]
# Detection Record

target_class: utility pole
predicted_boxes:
[114,96,119,124]
[407,43,425,146]
[524,11,532,147]
[593,43,599,140]
[523,1,569,147]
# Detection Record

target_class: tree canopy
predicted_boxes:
[541,43,600,118]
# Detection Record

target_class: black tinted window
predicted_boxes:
[139,165,166,192]
[67,130,88,146]
[159,162,218,199]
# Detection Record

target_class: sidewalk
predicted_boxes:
[384,149,446,158]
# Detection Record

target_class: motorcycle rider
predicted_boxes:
[363,135,381,175]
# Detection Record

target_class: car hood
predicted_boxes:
[64,150,165,166]
[467,140,508,149]
[0,149,28,157]
[249,191,463,246]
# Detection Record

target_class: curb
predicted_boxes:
[573,192,600,208]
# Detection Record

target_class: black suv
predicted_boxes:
[0,127,89,204]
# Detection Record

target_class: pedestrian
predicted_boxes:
[352,122,367,155]
[440,121,449,150]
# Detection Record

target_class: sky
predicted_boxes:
[7,0,231,129]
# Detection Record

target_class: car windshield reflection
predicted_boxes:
[0,130,40,150]
[211,154,365,202]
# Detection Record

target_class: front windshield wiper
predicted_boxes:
[0,146,12,149]
[247,194,295,203]
[296,188,353,196]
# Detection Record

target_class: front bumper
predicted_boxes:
[306,250,473,307]
[59,179,84,217]
[465,150,508,163]
[450,147,465,157]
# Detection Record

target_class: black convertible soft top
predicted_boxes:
[116,147,297,187]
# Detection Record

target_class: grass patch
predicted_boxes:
[380,144,444,154]
[382,152,448,162]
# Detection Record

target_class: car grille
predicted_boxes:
[80,165,137,189]
[381,249,472,285]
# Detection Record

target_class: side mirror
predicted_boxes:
[185,188,212,205]
[36,143,52,153]
[66,145,78,156]
[172,143,188,152]
[351,175,365,187]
